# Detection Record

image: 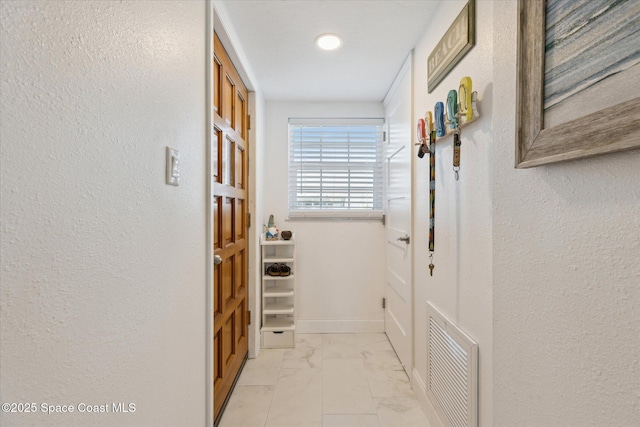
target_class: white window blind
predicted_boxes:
[288,118,384,219]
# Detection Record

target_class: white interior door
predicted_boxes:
[383,55,412,376]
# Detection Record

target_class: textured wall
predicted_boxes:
[0,1,207,426]
[263,101,387,333]
[492,2,640,426]
[411,1,494,426]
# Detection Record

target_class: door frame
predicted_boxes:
[207,3,259,425]
[206,2,214,426]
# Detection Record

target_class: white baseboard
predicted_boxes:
[412,368,444,427]
[296,319,384,334]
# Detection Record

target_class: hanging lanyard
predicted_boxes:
[417,113,436,276]
[428,113,436,276]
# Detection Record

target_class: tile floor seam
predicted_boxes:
[263,382,276,427]
[263,350,284,427]
[321,337,325,424]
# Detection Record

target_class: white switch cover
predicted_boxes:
[166,146,180,186]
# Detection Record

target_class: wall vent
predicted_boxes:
[426,302,478,427]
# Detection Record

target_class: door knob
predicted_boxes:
[397,234,410,244]
[214,254,222,265]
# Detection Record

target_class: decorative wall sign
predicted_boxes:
[427,0,475,93]
[515,0,640,168]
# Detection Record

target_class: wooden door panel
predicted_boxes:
[225,137,235,187]
[214,128,222,184]
[223,314,235,366]
[222,254,235,307]
[213,196,221,250]
[235,198,245,241]
[235,145,245,190]
[213,56,221,115]
[214,329,222,385]
[223,74,235,127]
[235,299,247,344]
[223,197,234,247]
[235,91,246,138]
[235,248,246,295]
[214,258,222,318]
[213,30,250,423]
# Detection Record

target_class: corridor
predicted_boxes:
[218,333,429,427]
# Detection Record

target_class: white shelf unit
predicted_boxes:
[260,233,296,348]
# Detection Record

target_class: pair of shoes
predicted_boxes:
[266,263,291,277]
[279,263,291,277]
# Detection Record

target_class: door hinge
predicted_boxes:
[383,131,386,142]
[381,214,386,226]
[247,310,251,325]
[247,212,251,228]
[382,298,386,309]
[248,115,252,130]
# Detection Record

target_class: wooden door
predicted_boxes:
[213,32,249,422]
[383,55,413,376]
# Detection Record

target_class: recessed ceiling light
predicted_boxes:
[315,33,343,50]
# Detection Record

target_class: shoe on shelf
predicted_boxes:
[266,264,280,276]
[279,263,291,277]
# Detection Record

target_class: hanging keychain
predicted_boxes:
[426,111,436,276]
[447,89,461,181]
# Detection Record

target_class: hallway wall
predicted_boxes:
[1,1,208,426]
[492,2,640,426]
[263,101,387,333]
[410,2,494,426]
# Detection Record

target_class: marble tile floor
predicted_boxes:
[218,333,430,427]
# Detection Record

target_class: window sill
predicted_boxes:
[287,211,383,222]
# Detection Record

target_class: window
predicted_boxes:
[288,118,384,219]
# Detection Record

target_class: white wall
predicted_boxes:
[263,101,387,333]
[492,2,640,426]
[411,1,494,426]
[0,1,207,426]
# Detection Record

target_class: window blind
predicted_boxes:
[288,118,384,219]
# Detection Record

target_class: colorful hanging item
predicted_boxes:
[427,111,436,276]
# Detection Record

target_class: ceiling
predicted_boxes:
[215,1,440,102]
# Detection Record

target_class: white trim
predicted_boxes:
[247,92,262,359]
[296,319,384,334]
[205,2,214,426]
[212,1,259,92]
[288,210,383,220]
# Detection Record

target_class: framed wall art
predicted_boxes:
[515,0,640,168]
[427,0,475,93]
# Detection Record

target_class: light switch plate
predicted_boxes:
[166,146,180,186]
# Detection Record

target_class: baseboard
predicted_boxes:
[296,319,384,334]
[412,368,444,427]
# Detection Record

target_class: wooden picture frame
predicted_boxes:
[515,0,640,168]
[427,0,475,93]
